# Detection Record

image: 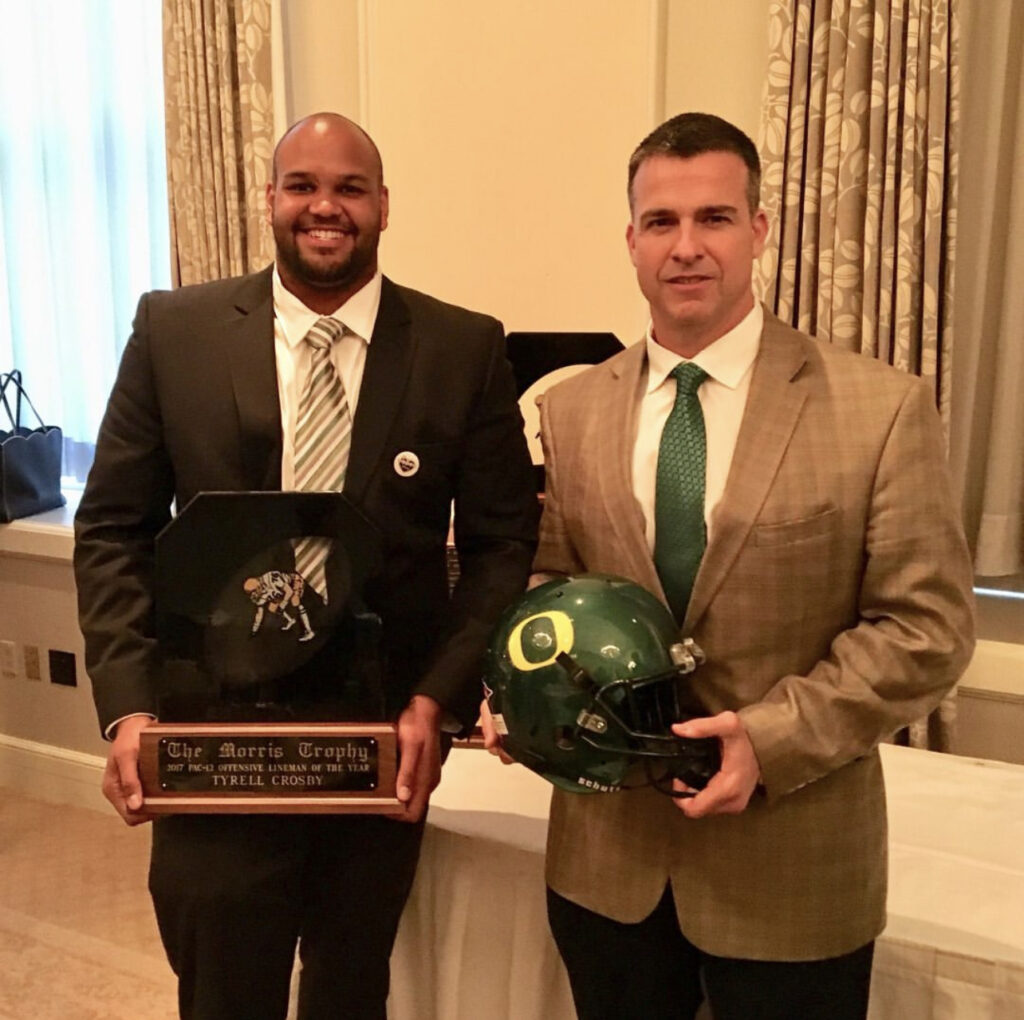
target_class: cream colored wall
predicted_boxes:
[278,0,770,342]
[278,0,361,126]
[663,2,770,143]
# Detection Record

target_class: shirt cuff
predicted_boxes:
[104,712,157,741]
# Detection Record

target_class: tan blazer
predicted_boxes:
[535,310,975,960]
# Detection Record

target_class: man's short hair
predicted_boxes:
[627,112,761,213]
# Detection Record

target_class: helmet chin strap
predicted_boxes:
[555,651,599,692]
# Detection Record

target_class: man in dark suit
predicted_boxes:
[484,112,974,1019]
[74,112,537,1019]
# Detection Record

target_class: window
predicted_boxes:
[0,0,171,483]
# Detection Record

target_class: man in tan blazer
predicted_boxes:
[484,113,974,1018]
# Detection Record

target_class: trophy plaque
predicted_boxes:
[138,723,397,814]
[138,491,401,814]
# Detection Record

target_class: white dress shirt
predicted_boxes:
[632,303,763,550]
[272,266,383,488]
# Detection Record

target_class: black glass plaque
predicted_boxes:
[138,493,401,814]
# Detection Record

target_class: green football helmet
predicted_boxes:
[483,573,720,795]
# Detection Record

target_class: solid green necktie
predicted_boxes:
[654,362,709,622]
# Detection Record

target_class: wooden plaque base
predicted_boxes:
[138,722,400,814]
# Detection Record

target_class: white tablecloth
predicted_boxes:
[389,744,1024,1019]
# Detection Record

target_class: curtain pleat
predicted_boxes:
[949,2,1024,580]
[757,0,960,751]
[162,0,275,286]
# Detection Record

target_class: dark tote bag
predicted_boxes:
[0,370,66,523]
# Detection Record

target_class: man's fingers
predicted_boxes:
[404,777,432,823]
[103,715,156,826]
[391,695,442,823]
[395,738,420,805]
[671,713,760,819]
[479,700,516,763]
[393,741,439,823]
[116,751,144,812]
[479,701,498,747]
[672,712,736,741]
[103,753,151,825]
[674,770,736,818]
[671,777,697,799]
[101,757,124,811]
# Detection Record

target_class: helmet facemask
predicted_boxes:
[484,574,721,795]
[556,648,720,794]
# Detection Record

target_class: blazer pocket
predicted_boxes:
[752,506,838,547]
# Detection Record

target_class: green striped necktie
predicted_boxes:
[293,316,351,603]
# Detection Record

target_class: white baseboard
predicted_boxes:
[0,734,107,813]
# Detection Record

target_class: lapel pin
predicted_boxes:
[394,451,420,478]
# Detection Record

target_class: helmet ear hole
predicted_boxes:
[554,726,575,751]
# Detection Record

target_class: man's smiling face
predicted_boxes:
[266,115,389,309]
[626,151,767,357]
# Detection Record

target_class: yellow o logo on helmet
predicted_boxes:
[506,611,575,671]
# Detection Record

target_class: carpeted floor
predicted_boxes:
[0,789,175,1019]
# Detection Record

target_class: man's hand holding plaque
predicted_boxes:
[391,693,443,823]
[136,492,402,814]
[105,714,157,824]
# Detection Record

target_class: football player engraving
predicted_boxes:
[484,574,720,795]
[244,570,316,643]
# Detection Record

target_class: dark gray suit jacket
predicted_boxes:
[75,266,538,734]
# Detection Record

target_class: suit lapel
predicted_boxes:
[343,277,414,504]
[223,266,282,490]
[593,345,666,598]
[684,313,809,630]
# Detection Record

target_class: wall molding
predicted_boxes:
[648,0,668,128]
[958,639,1024,700]
[357,0,373,132]
[0,734,106,813]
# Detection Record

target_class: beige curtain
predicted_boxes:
[163,0,275,286]
[757,0,961,751]
[757,0,958,413]
[949,2,1024,580]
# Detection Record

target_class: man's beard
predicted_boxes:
[274,228,378,291]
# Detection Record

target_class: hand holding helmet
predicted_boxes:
[483,574,721,795]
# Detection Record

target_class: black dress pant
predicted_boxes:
[150,813,424,1020]
[548,886,874,1020]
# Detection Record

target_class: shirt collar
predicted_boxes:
[272,266,383,349]
[644,303,763,393]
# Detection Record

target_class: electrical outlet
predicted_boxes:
[23,644,42,681]
[0,640,16,679]
[49,649,77,687]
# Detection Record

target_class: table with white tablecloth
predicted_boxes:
[388,744,1024,1019]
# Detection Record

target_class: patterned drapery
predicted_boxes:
[757,0,961,751]
[756,0,959,421]
[163,0,275,286]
